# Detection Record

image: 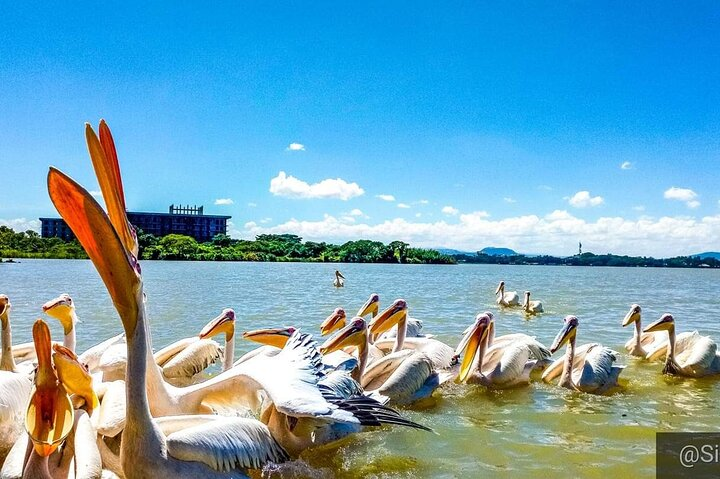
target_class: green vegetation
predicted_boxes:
[1,226,454,264]
[0,226,87,259]
[453,251,720,268]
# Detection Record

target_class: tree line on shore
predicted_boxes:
[0,226,455,264]
[2,225,717,268]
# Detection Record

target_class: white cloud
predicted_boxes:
[620,161,633,170]
[214,198,234,205]
[89,190,102,198]
[632,205,646,212]
[538,185,553,191]
[340,216,356,223]
[0,218,41,233]
[397,203,410,209]
[503,197,516,203]
[240,211,720,258]
[376,194,395,202]
[349,209,364,216]
[567,191,604,208]
[286,143,305,151]
[269,171,364,200]
[415,213,422,218]
[419,199,429,205]
[260,217,272,224]
[442,206,459,216]
[247,202,257,207]
[664,187,700,208]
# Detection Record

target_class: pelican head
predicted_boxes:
[242,326,297,348]
[550,315,579,354]
[199,308,236,341]
[52,343,99,412]
[25,319,74,457]
[368,299,408,336]
[495,281,505,295]
[320,308,347,336]
[42,293,76,335]
[0,294,10,323]
[643,313,675,333]
[456,313,491,383]
[357,293,380,318]
[622,304,642,327]
[319,317,367,354]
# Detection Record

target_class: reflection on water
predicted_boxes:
[2,260,719,478]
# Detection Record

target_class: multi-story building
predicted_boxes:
[40,204,231,243]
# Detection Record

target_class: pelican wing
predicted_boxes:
[165,416,288,472]
[575,345,622,392]
[482,343,533,387]
[11,342,37,363]
[233,345,280,368]
[185,332,359,424]
[318,370,364,399]
[361,349,415,390]
[373,337,455,369]
[542,343,598,383]
[676,335,717,375]
[645,331,698,361]
[0,371,31,423]
[78,333,125,373]
[370,352,434,404]
[96,380,127,437]
[162,339,222,379]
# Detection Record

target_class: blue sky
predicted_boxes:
[1,2,718,256]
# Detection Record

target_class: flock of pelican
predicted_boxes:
[1,121,719,478]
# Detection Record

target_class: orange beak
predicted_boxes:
[320,308,346,336]
[199,309,236,341]
[26,319,74,457]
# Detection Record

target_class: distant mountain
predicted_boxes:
[693,252,720,260]
[479,247,518,256]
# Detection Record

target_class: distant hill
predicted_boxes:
[693,252,720,260]
[480,247,518,256]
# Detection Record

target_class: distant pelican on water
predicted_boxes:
[334,270,346,288]
[495,281,520,307]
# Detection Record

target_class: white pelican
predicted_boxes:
[48,122,289,477]
[455,313,551,388]
[542,315,624,394]
[2,321,102,479]
[522,291,543,314]
[621,304,666,358]
[333,270,345,288]
[643,313,720,377]
[0,295,33,465]
[49,120,427,470]
[198,308,236,371]
[495,281,520,307]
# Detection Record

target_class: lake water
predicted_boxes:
[2,259,720,478]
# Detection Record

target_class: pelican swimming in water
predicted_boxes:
[495,281,520,307]
[333,270,345,288]
[643,313,720,377]
[542,315,624,394]
[454,313,551,388]
[0,295,34,465]
[621,304,667,358]
[522,291,544,314]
